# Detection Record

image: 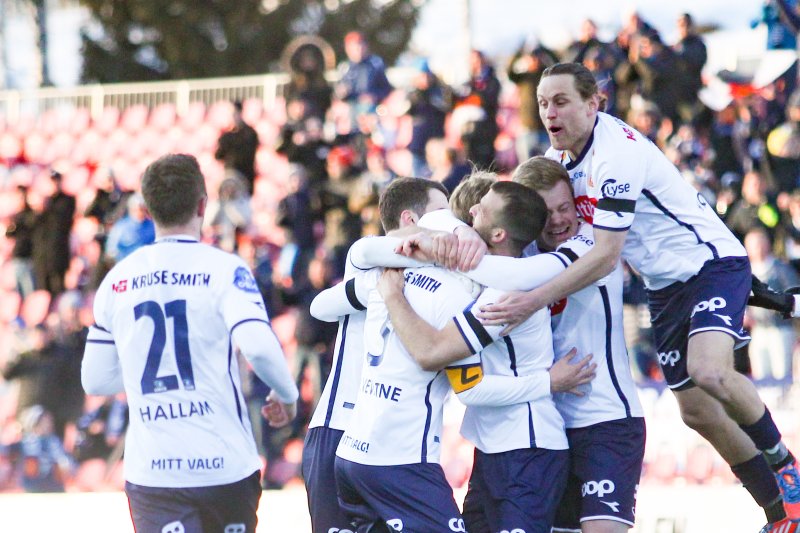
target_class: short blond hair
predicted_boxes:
[512,156,572,194]
[449,171,497,223]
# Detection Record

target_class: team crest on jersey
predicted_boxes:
[233,266,259,293]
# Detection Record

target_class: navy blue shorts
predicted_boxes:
[334,457,464,532]
[302,427,354,533]
[552,417,646,531]
[125,470,261,533]
[647,256,751,390]
[462,447,569,533]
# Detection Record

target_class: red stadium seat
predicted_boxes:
[207,100,234,131]
[120,104,149,133]
[242,98,264,124]
[179,101,207,131]
[95,106,121,134]
[148,102,177,131]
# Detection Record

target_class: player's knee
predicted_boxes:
[686,359,730,396]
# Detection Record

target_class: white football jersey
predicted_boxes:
[453,289,567,453]
[546,112,746,290]
[90,237,273,487]
[308,254,371,431]
[526,222,644,428]
[336,266,476,466]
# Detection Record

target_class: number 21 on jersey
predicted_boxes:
[135,299,195,394]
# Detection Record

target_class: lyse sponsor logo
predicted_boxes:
[582,479,615,498]
[658,350,681,367]
[600,179,631,198]
[448,518,467,532]
[690,297,726,317]
[112,279,128,293]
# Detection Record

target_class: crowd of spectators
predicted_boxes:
[0,12,800,493]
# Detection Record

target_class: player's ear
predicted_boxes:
[491,226,506,246]
[197,195,208,218]
[399,209,417,227]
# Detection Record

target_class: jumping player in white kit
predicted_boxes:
[82,154,299,533]
[477,63,800,533]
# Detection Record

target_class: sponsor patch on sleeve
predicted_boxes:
[233,266,259,293]
[445,363,484,393]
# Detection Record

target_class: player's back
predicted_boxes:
[337,265,476,466]
[93,238,265,487]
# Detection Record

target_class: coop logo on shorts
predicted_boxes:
[327,529,354,533]
[600,179,631,198]
[658,350,681,367]
[449,518,467,532]
[386,518,404,531]
[690,297,726,317]
[224,525,246,533]
[233,266,259,293]
[161,522,185,533]
[498,529,526,533]
[582,479,616,498]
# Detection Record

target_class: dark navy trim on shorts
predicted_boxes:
[325,316,349,427]
[504,336,535,448]
[642,189,719,259]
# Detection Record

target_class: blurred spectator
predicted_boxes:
[619,29,682,124]
[237,236,281,317]
[276,165,318,277]
[672,13,707,123]
[582,44,619,117]
[507,41,557,163]
[204,177,252,253]
[453,50,501,170]
[335,31,393,122]
[565,19,609,64]
[104,193,155,262]
[405,59,450,177]
[744,227,799,381]
[766,88,800,193]
[726,169,781,241]
[756,0,799,50]
[31,171,75,297]
[284,42,333,120]
[72,395,128,464]
[4,185,36,298]
[84,168,130,244]
[710,103,747,180]
[276,97,330,190]
[319,146,363,278]
[426,138,471,194]
[349,147,396,236]
[779,190,800,269]
[3,406,74,493]
[214,100,259,194]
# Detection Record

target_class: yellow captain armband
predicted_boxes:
[445,363,484,393]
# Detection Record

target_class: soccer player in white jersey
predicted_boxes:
[329,179,588,532]
[477,62,800,533]
[301,177,482,533]
[81,154,299,533]
[377,179,597,533]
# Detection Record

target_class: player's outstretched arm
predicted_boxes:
[478,227,626,333]
[82,325,125,396]
[378,268,472,370]
[348,235,427,270]
[310,277,369,322]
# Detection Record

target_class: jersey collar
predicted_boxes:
[565,115,598,171]
[155,235,198,244]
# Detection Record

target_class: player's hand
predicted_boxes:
[549,348,596,396]
[428,231,460,269]
[396,232,436,263]
[261,391,296,428]
[453,225,488,271]
[377,268,406,300]
[748,274,794,318]
[477,289,545,335]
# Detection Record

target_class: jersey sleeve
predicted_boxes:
[464,253,568,291]
[418,208,467,233]
[591,137,645,232]
[445,356,551,406]
[452,287,508,353]
[348,236,426,270]
[82,277,124,395]
[221,259,272,333]
[310,270,377,322]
